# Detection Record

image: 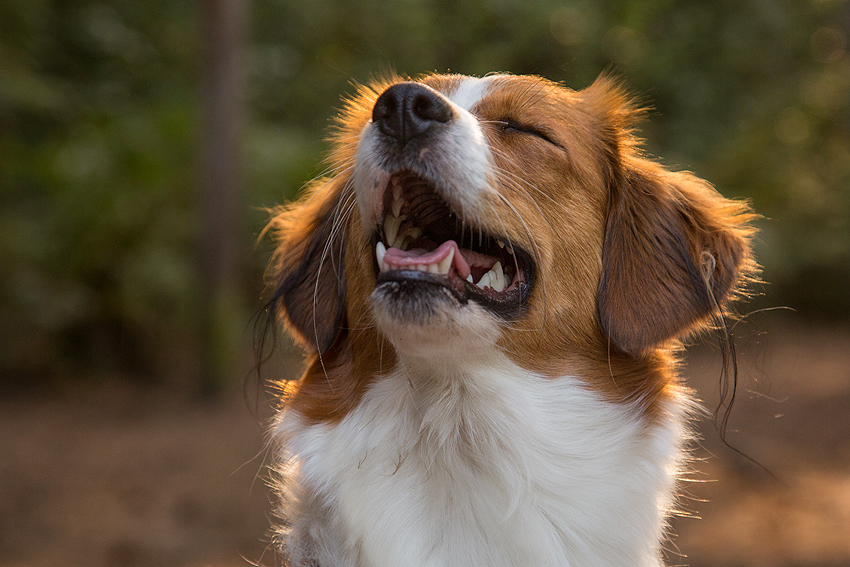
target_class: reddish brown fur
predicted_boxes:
[265,73,756,424]
[266,176,393,423]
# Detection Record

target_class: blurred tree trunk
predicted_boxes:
[198,0,248,393]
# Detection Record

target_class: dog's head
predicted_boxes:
[265,73,756,420]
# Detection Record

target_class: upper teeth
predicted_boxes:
[391,197,403,218]
[384,214,406,248]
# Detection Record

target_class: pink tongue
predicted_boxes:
[383,240,471,279]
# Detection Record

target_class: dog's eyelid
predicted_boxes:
[497,118,561,148]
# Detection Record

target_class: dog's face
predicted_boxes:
[353,75,608,361]
[266,73,755,421]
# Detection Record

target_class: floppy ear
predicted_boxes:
[597,158,757,357]
[266,175,350,354]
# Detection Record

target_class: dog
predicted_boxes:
[262,73,756,567]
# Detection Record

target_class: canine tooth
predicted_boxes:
[466,274,474,283]
[437,246,454,274]
[376,241,387,266]
[378,255,390,273]
[391,197,403,218]
[392,180,402,201]
[384,214,405,247]
[492,262,505,292]
[477,271,491,289]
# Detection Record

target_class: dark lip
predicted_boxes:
[374,265,535,321]
[376,269,468,304]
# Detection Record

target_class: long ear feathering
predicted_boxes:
[262,74,408,354]
[261,74,404,359]
[264,174,352,355]
[584,77,759,357]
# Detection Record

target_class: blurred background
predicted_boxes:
[1,0,848,566]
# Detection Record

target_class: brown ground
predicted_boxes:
[1,322,848,567]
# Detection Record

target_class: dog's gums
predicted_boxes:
[372,170,534,316]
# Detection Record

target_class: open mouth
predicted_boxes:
[372,171,535,318]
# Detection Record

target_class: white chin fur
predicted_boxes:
[370,287,501,359]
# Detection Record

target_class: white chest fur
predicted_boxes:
[273,355,687,567]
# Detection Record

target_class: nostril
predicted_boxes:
[373,94,396,123]
[412,93,452,124]
[372,83,452,145]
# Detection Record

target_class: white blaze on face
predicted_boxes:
[446,75,502,111]
[352,75,500,237]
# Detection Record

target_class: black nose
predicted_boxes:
[372,82,453,145]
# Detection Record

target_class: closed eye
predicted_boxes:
[497,119,561,148]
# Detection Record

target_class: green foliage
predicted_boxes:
[2,0,849,381]
[0,0,199,380]
[248,0,850,315]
